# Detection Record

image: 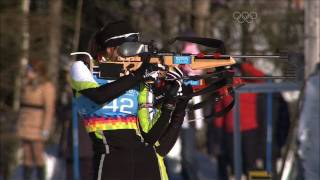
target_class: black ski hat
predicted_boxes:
[95,20,139,49]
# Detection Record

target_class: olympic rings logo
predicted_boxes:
[233,11,258,23]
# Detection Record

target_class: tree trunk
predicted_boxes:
[48,0,62,85]
[192,0,211,36]
[72,0,83,54]
[160,1,178,48]
[13,0,30,111]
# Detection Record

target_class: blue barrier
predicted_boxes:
[72,98,80,180]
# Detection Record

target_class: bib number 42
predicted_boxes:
[103,98,135,114]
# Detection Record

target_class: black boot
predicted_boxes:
[36,165,45,180]
[23,165,33,180]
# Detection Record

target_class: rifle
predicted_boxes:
[71,37,295,79]
[71,37,300,117]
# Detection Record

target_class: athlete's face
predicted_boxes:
[97,47,120,63]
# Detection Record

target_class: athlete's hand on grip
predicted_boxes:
[179,84,193,100]
[132,54,165,81]
[165,66,184,96]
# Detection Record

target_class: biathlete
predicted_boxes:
[70,20,191,180]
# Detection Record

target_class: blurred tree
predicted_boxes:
[193,0,211,36]
[71,0,83,54]
[48,0,62,85]
[13,0,30,111]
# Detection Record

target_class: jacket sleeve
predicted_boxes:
[42,82,56,138]
[70,61,142,105]
[140,102,175,145]
[155,99,188,156]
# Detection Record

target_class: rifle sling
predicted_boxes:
[188,87,234,111]
[186,86,235,119]
[187,92,219,111]
[203,88,235,119]
[205,96,235,119]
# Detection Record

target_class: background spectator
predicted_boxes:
[16,59,56,180]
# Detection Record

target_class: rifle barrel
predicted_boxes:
[182,76,296,80]
[212,76,296,79]
[203,55,284,59]
[156,53,287,59]
[229,55,281,59]
[235,76,295,79]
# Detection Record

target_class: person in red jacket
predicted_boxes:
[212,61,264,179]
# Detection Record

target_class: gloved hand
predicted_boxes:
[163,83,193,119]
[167,84,192,122]
[161,67,185,111]
[174,84,193,112]
[132,54,165,81]
[179,84,193,100]
[165,66,184,96]
[162,82,179,111]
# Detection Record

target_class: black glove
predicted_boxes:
[131,55,152,78]
[174,84,193,112]
[161,81,179,111]
[165,81,180,99]
[179,84,193,100]
[132,54,165,81]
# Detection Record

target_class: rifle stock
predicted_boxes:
[108,55,236,72]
